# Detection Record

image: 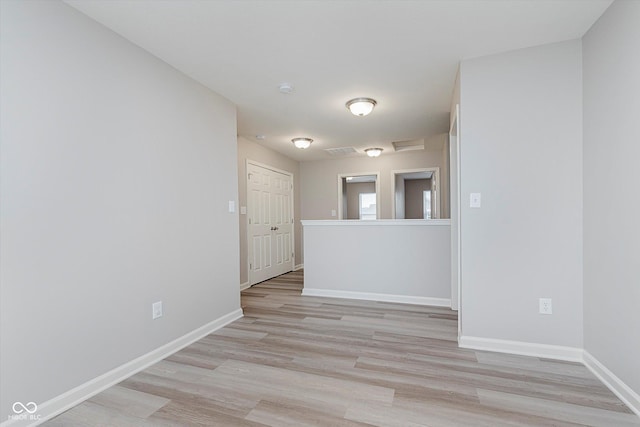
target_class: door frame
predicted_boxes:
[449,104,462,339]
[337,172,381,220]
[390,167,441,219]
[246,159,295,286]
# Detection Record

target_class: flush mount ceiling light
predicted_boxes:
[346,97,377,117]
[278,83,294,94]
[292,137,313,149]
[365,148,383,158]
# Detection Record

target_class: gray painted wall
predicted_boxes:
[0,0,240,419]
[583,0,640,395]
[459,40,584,347]
[300,139,446,221]
[405,178,431,219]
[303,221,451,300]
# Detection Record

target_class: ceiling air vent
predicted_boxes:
[324,147,358,156]
[392,139,424,152]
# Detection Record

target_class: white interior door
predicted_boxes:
[247,162,293,284]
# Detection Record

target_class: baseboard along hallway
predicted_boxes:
[46,271,639,426]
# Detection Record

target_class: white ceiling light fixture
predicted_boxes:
[346,97,377,117]
[364,148,383,157]
[279,83,294,94]
[292,137,313,149]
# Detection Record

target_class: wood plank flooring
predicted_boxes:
[47,270,639,426]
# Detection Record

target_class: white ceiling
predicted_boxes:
[65,0,612,161]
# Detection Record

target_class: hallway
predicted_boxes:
[48,270,638,426]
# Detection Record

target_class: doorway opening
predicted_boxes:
[337,172,380,220]
[391,168,440,219]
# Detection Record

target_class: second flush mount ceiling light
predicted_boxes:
[364,148,383,157]
[346,97,377,117]
[292,137,313,149]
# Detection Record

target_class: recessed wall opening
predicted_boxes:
[391,168,440,220]
[337,173,380,220]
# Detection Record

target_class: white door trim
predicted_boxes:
[449,104,462,338]
[246,159,295,286]
[337,172,381,220]
[390,167,441,219]
[247,159,294,180]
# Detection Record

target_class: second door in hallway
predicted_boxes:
[247,162,293,284]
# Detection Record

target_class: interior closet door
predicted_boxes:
[247,162,293,284]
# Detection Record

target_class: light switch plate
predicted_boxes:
[470,193,481,208]
[228,201,235,213]
[331,209,337,217]
[152,301,163,319]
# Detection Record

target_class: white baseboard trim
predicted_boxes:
[583,350,640,417]
[240,281,250,291]
[2,308,243,427]
[458,337,639,417]
[302,288,450,307]
[293,264,304,271]
[458,335,583,362]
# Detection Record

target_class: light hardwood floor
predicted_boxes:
[47,270,639,426]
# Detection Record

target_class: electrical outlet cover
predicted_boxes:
[539,298,552,315]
